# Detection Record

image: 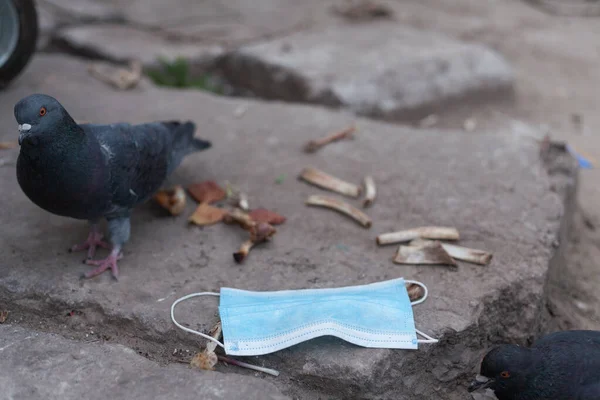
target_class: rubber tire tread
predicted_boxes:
[0,0,38,89]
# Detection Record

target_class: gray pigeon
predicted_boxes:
[15,93,211,280]
[469,330,600,399]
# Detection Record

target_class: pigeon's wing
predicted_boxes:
[541,338,600,399]
[81,122,173,214]
[534,330,600,348]
[579,347,600,394]
[578,383,600,400]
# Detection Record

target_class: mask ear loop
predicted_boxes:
[170,292,225,349]
[404,279,439,344]
[405,279,429,306]
[170,292,280,377]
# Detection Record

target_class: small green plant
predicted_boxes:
[146,57,222,94]
[274,173,286,185]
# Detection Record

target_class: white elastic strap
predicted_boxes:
[170,292,224,348]
[415,328,438,343]
[404,280,439,344]
[405,279,429,306]
[171,292,281,377]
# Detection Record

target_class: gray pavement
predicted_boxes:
[0,324,289,400]
[44,0,513,119]
[0,53,576,399]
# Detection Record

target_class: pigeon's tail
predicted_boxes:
[168,121,212,155]
[165,121,211,175]
[191,136,212,152]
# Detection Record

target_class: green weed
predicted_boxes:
[146,57,222,93]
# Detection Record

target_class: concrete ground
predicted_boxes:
[0,0,598,399]
[381,0,600,332]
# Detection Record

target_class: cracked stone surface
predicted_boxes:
[49,0,340,69]
[43,0,338,46]
[217,23,514,120]
[35,0,124,51]
[523,0,600,17]
[96,0,332,42]
[0,54,576,399]
[39,0,516,119]
[56,25,224,68]
[0,324,289,400]
[42,0,124,22]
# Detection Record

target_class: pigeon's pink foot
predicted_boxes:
[69,227,110,260]
[82,249,123,280]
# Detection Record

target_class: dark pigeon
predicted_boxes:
[469,330,600,400]
[14,93,211,280]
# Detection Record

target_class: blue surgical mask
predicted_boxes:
[171,277,437,357]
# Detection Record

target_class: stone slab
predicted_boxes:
[51,0,338,68]
[524,0,600,17]
[42,0,124,22]
[0,55,574,399]
[35,0,124,50]
[56,25,224,68]
[96,0,332,43]
[217,23,514,120]
[0,324,289,400]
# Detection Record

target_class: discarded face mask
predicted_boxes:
[170,277,438,357]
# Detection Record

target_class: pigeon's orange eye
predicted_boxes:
[500,371,510,378]
[39,107,47,116]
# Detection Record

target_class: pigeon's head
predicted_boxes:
[468,344,532,396]
[14,94,75,147]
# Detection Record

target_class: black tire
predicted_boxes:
[0,0,39,89]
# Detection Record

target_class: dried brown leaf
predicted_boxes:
[234,222,277,263]
[205,321,223,354]
[188,181,226,204]
[223,208,255,231]
[406,284,425,303]
[153,185,186,216]
[441,242,492,265]
[189,203,228,226]
[410,238,492,266]
[250,222,277,242]
[248,208,287,225]
[300,167,362,198]
[363,175,376,208]
[190,320,223,370]
[87,60,142,90]
[304,125,356,153]
[0,310,8,323]
[394,240,456,267]
[190,351,218,371]
[224,210,248,226]
[305,195,372,228]
[377,227,460,246]
[233,240,254,263]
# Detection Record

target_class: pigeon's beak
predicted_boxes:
[18,124,32,146]
[468,375,494,392]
